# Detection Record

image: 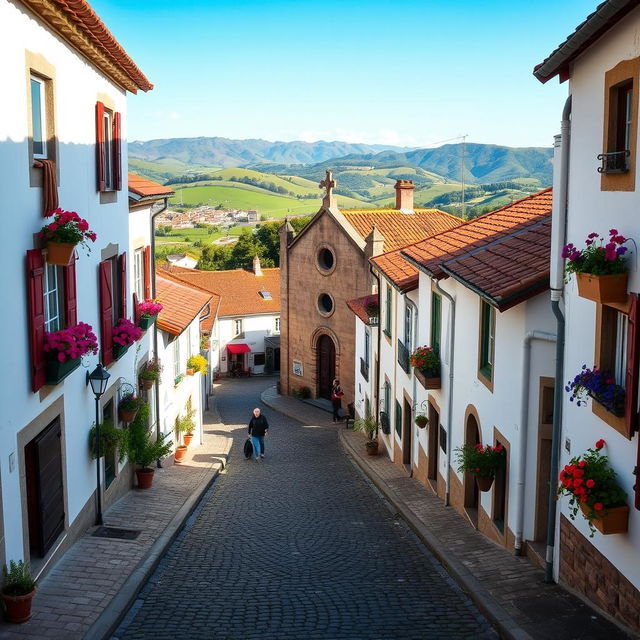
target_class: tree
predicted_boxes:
[198,245,232,271]
[228,228,262,269]
[255,222,281,266]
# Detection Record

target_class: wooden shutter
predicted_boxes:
[113,111,122,191]
[625,293,640,437]
[27,249,46,392]
[133,291,140,325]
[63,257,77,327]
[99,260,113,366]
[96,101,105,192]
[119,252,127,319]
[144,245,151,299]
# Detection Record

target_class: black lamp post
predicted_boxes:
[87,363,110,525]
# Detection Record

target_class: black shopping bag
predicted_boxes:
[244,438,254,459]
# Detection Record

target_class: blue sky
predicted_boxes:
[92,0,594,148]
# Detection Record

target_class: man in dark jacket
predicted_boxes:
[248,407,269,460]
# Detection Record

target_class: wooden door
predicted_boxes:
[317,335,335,399]
[25,418,65,557]
[402,398,412,466]
[427,402,440,484]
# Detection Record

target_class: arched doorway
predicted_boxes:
[463,411,481,528]
[316,334,335,399]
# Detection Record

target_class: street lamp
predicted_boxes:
[87,363,110,525]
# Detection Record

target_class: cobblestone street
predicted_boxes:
[113,378,497,640]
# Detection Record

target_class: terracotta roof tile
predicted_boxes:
[346,294,379,325]
[163,266,280,317]
[128,173,174,199]
[370,250,419,292]
[341,208,462,251]
[156,275,213,336]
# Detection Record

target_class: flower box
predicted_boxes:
[138,316,156,331]
[576,272,628,304]
[113,344,130,360]
[579,503,629,535]
[45,356,80,385]
[46,242,76,266]
[415,368,441,390]
[40,208,96,263]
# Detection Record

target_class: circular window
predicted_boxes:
[318,293,334,316]
[318,248,334,271]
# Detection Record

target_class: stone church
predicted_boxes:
[279,174,460,410]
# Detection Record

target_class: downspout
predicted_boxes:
[371,265,382,426]
[151,197,169,467]
[514,330,557,556]
[545,95,571,583]
[433,279,455,506]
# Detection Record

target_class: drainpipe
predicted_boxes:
[514,330,557,556]
[151,198,169,467]
[545,95,571,583]
[433,279,455,506]
[371,266,382,426]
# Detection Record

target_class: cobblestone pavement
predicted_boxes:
[114,378,497,640]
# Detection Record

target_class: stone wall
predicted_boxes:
[559,514,640,633]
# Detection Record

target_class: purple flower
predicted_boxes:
[617,246,628,256]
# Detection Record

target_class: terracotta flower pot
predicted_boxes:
[365,440,379,456]
[474,474,495,492]
[415,416,428,429]
[576,272,628,304]
[135,468,154,489]
[46,241,76,266]
[1,589,36,623]
[140,378,154,391]
[183,433,194,447]
[119,408,138,423]
[580,503,629,534]
[174,445,188,463]
[186,368,195,376]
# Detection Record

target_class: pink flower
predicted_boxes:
[609,229,619,236]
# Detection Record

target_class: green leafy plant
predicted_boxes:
[563,229,629,277]
[88,419,127,463]
[139,359,163,383]
[200,335,210,351]
[187,354,207,374]
[558,439,627,537]
[125,403,172,471]
[415,414,428,428]
[175,406,196,435]
[455,443,504,478]
[2,561,36,596]
[365,300,379,318]
[120,393,144,412]
[353,416,378,443]
[294,386,311,399]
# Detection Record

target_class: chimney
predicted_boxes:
[395,180,415,214]
[253,255,263,277]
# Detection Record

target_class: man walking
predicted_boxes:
[248,407,269,460]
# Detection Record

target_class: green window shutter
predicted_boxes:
[431,292,441,353]
[395,399,402,436]
[385,285,392,334]
[479,301,494,381]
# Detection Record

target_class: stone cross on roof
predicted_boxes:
[319,170,336,208]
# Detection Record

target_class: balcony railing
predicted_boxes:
[368,315,379,326]
[597,150,629,174]
[397,339,410,373]
[360,357,369,381]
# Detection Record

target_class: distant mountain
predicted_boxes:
[129,137,413,168]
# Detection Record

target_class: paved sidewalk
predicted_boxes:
[261,386,635,640]
[0,404,233,640]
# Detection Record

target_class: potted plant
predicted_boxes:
[558,439,628,536]
[125,404,173,489]
[565,365,625,417]
[113,318,143,360]
[365,299,379,324]
[175,405,196,449]
[89,419,127,462]
[119,393,144,423]
[410,345,441,389]
[139,359,162,391]
[200,334,211,355]
[563,229,629,303]
[39,208,97,265]
[1,560,36,623]
[415,414,428,428]
[187,355,207,375]
[137,299,163,331]
[455,442,505,491]
[353,416,379,455]
[43,322,98,384]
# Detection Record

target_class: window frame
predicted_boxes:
[274,317,280,333]
[133,248,145,302]
[364,327,371,368]
[404,301,414,350]
[431,291,442,354]
[384,284,392,337]
[173,337,181,380]
[103,110,114,191]
[43,264,65,333]
[30,75,48,160]
[478,299,495,390]
[234,318,243,336]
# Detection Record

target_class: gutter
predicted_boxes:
[433,279,455,507]
[514,331,557,555]
[545,96,571,583]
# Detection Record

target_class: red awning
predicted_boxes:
[227,343,251,354]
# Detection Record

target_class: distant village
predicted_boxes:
[157,205,260,229]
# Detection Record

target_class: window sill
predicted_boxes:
[591,398,631,439]
[477,368,494,393]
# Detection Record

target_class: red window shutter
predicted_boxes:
[96,101,106,192]
[99,260,113,366]
[113,111,122,191]
[144,245,151,300]
[27,250,46,392]
[63,257,77,327]
[133,291,140,325]
[625,293,640,436]
[119,252,127,319]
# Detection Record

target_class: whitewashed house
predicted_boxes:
[0,0,151,575]
[535,2,640,631]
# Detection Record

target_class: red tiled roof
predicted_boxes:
[371,249,419,292]
[128,173,174,199]
[156,275,213,336]
[341,208,462,252]
[346,294,379,325]
[163,266,280,317]
[19,0,152,92]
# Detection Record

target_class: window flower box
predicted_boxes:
[576,272,628,304]
[113,318,143,359]
[415,368,441,390]
[113,343,130,361]
[579,503,629,535]
[410,345,441,389]
[40,208,96,265]
[45,356,81,385]
[138,316,156,331]
[137,300,163,330]
[566,365,625,417]
[43,322,98,384]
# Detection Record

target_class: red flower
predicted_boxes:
[578,460,586,468]
[573,478,583,487]
[595,439,605,450]
[586,479,595,488]
[580,495,588,503]
[594,502,604,511]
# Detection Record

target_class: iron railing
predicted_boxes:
[360,357,369,381]
[397,339,410,373]
[597,150,629,174]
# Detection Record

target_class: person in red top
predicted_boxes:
[331,379,343,422]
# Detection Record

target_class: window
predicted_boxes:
[99,253,127,366]
[431,292,442,354]
[96,101,121,192]
[103,111,113,190]
[253,352,266,366]
[383,381,391,416]
[384,285,392,336]
[364,328,371,368]
[492,437,507,534]
[234,319,243,336]
[317,293,334,315]
[274,317,280,333]
[479,300,495,384]
[103,399,116,487]
[404,302,414,350]
[30,76,47,159]
[43,264,64,332]
[317,247,335,272]
[395,399,402,436]
[173,337,181,379]
[599,306,628,389]
[133,248,145,301]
